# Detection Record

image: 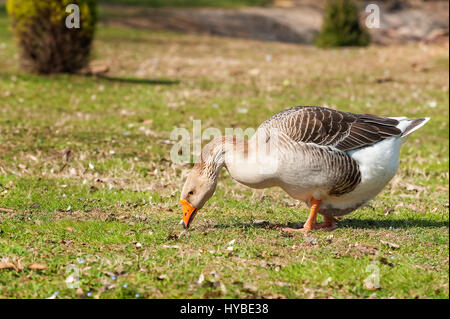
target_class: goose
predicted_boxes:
[180,106,429,231]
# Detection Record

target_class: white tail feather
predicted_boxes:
[401,117,430,137]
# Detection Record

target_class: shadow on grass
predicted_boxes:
[213,218,449,230]
[0,72,180,86]
[213,221,293,230]
[96,74,180,85]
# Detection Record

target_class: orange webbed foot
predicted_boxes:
[281,221,336,233]
[315,216,338,231]
[281,205,338,232]
[282,198,327,233]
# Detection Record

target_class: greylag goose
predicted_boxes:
[180,106,429,231]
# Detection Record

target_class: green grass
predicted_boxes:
[0,6,448,299]
[99,0,272,8]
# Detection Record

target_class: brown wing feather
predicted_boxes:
[261,106,401,151]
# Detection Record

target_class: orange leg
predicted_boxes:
[282,198,333,232]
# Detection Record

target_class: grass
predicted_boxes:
[0,5,449,299]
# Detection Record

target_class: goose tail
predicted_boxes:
[401,117,430,137]
[388,116,430,139]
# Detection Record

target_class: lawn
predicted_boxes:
[0,4,448,299]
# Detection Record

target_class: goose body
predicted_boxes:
[226,136,401,217]
[180,106,429,230]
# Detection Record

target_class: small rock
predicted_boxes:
[227,239,236,246]
[76,288,84,297]
[321,277,332,286]
[326,234,334,243]
[252,219,268,226]
[197,273,205,285]
[46,291,59,299]
[305,237,318,245]
[157,274,167,281]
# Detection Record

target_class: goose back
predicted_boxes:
[259,106,402,152]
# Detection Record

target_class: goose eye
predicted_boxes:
[188,191,194,196]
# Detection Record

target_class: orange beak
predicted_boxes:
[180,199,198,229]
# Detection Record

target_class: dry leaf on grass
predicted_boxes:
[243,283,258,293]
[0,262,16,270]
[16,260,24,271]
[379,257,395,267]
[381,240,400,249]
[261,293,287,299]
[364,281,381,291]
[355,245,379,256]
[405,183,426,192]
[28,263,47,270]
[61,148,71,162]
[162,244,180,249]
[252,219,269,227]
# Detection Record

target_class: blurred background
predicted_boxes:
[97,0,449,45]
[1,0,449,75]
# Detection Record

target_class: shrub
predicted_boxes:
[7,0,97,74]
[315,0,370,48]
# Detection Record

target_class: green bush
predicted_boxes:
[315,0,370,48]
[7,0,97,74]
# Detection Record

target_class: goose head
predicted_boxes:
[180,164,218,229]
